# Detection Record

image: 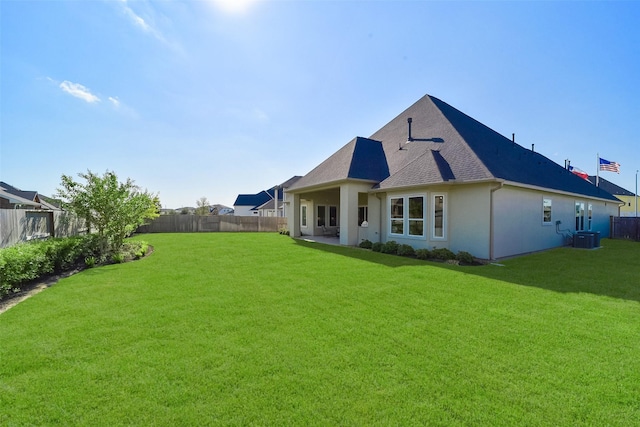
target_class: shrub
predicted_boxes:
[121,241,149,260]
[0,235,150,299]
[415,249,432,260]
[397,244,415,257]
[381,241,399,254]
[456,251,475,265]
[85,256,96,268]
[41,237,85,273]
[372,242,383,252]
[112,253,125,264]
[0,242,53,299]
[359,240,373,249]
[431,248,456,260]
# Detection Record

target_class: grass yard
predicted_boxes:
[1,233,639,426]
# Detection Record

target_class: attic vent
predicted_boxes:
[407,117,413,142]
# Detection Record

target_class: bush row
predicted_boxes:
[359,240,475,265]
[0,235,149,300]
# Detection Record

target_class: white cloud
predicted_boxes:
[120,0,152,32]
[108,96,121,108]
[117,0,175,49]
[59,81,100,103]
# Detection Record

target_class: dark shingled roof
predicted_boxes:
[233,190,272,208]
[290,137,389,190]
[289,95,620,202]
[587,176,635,196]
[0,181,38,202]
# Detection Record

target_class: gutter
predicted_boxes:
[489,181,504,260]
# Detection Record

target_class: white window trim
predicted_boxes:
[431,193,447,240]
[316,204,338,228]
[542,197,552,225]
[388,194,426,239]
[301,205,308,228]
[575,201,585,231]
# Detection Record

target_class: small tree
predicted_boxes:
[56,170,159,253]
[196,197,210,216]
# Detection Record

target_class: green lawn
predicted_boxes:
[1,233,639,426]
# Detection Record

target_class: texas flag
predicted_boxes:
[568,165,589,180]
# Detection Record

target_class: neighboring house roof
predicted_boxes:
[233,190,273,209]
[255,199,281,211]
[0,182,38,202]
[235,176,303,210]
[288,94,620,202]
[0,188,41,207]
[587,176,635,197]
[0,181,61,209]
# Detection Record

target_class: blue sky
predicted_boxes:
[2,0,639,209]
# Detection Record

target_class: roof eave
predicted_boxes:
[287,178,379,194]
[501,180,622,203]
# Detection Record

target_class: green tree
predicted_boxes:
[196,197,210,216]
[56,170,159,253]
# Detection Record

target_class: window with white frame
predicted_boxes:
[389,195,425,237]
[301,205,307,227]
[316,205,337,227]
[317,205,326,227]
[408,196,424,236]
[588,203,593,230]
[543,198,552,224]
[575,202,585,231]
[390,197,404,234]
[329,205,337,227]
[432,194,446,239]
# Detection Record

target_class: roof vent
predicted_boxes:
[407,117,413,142]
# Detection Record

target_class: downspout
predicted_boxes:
[489,182,504,260]
[375,192,383,243]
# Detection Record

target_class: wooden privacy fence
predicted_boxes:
[610,216,640,241]
[0,209,87,248]
[137,215,288,234]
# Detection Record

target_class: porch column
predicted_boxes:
[339,183,359,245]
[289,193,301,238]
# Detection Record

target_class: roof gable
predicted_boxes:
[289,137,389,190]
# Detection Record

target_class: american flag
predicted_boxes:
[599,157,620,173]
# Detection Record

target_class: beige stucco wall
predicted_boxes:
[491,185,619,259]
[379,183,493,259]
[289,180,620,260]
[448,183,493,259]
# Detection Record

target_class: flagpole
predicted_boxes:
[596,153,599,187]
[636,169,638,219]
